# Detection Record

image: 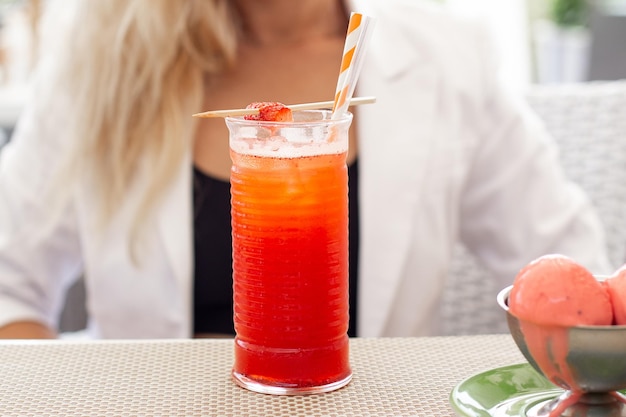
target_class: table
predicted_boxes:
[0,335,525,416]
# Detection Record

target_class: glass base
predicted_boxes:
[527,391,626,417]
[232,371,352,395]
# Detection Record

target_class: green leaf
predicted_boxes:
[550,0,588,27]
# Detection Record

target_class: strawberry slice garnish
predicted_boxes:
[244,102,293,122]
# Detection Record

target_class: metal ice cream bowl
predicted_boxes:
[497,285,626,394]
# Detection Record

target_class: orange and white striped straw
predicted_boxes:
[332,12,375,119]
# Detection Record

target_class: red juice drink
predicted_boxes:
[226,110,353,395]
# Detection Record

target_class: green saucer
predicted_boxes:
[451,363,626,417]
[450,363,562,417]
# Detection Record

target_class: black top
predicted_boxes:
[193,160,360,337]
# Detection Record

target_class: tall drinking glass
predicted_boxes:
[226,110,353,395]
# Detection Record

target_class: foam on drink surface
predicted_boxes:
[228,110,349,158]
[230,134,347,158]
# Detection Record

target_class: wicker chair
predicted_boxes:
[442,81,626,335]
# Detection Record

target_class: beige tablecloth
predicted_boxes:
[0,335,525,416]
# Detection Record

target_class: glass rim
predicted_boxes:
[225,109,353,127]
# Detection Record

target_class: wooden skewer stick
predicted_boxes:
[192,96,376,118]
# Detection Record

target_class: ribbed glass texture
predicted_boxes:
[227,111,352,392]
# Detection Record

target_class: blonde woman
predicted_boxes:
[0,0,611,339]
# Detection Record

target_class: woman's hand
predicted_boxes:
[0,321,56,339]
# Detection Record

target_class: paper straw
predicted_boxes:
[331,12,375,119]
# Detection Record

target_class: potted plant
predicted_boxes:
[551,0,588,27]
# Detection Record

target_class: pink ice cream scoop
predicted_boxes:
[509,254,613,326]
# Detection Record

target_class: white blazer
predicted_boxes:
[0,0,611,338]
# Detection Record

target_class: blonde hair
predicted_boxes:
[46,0,238,259]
